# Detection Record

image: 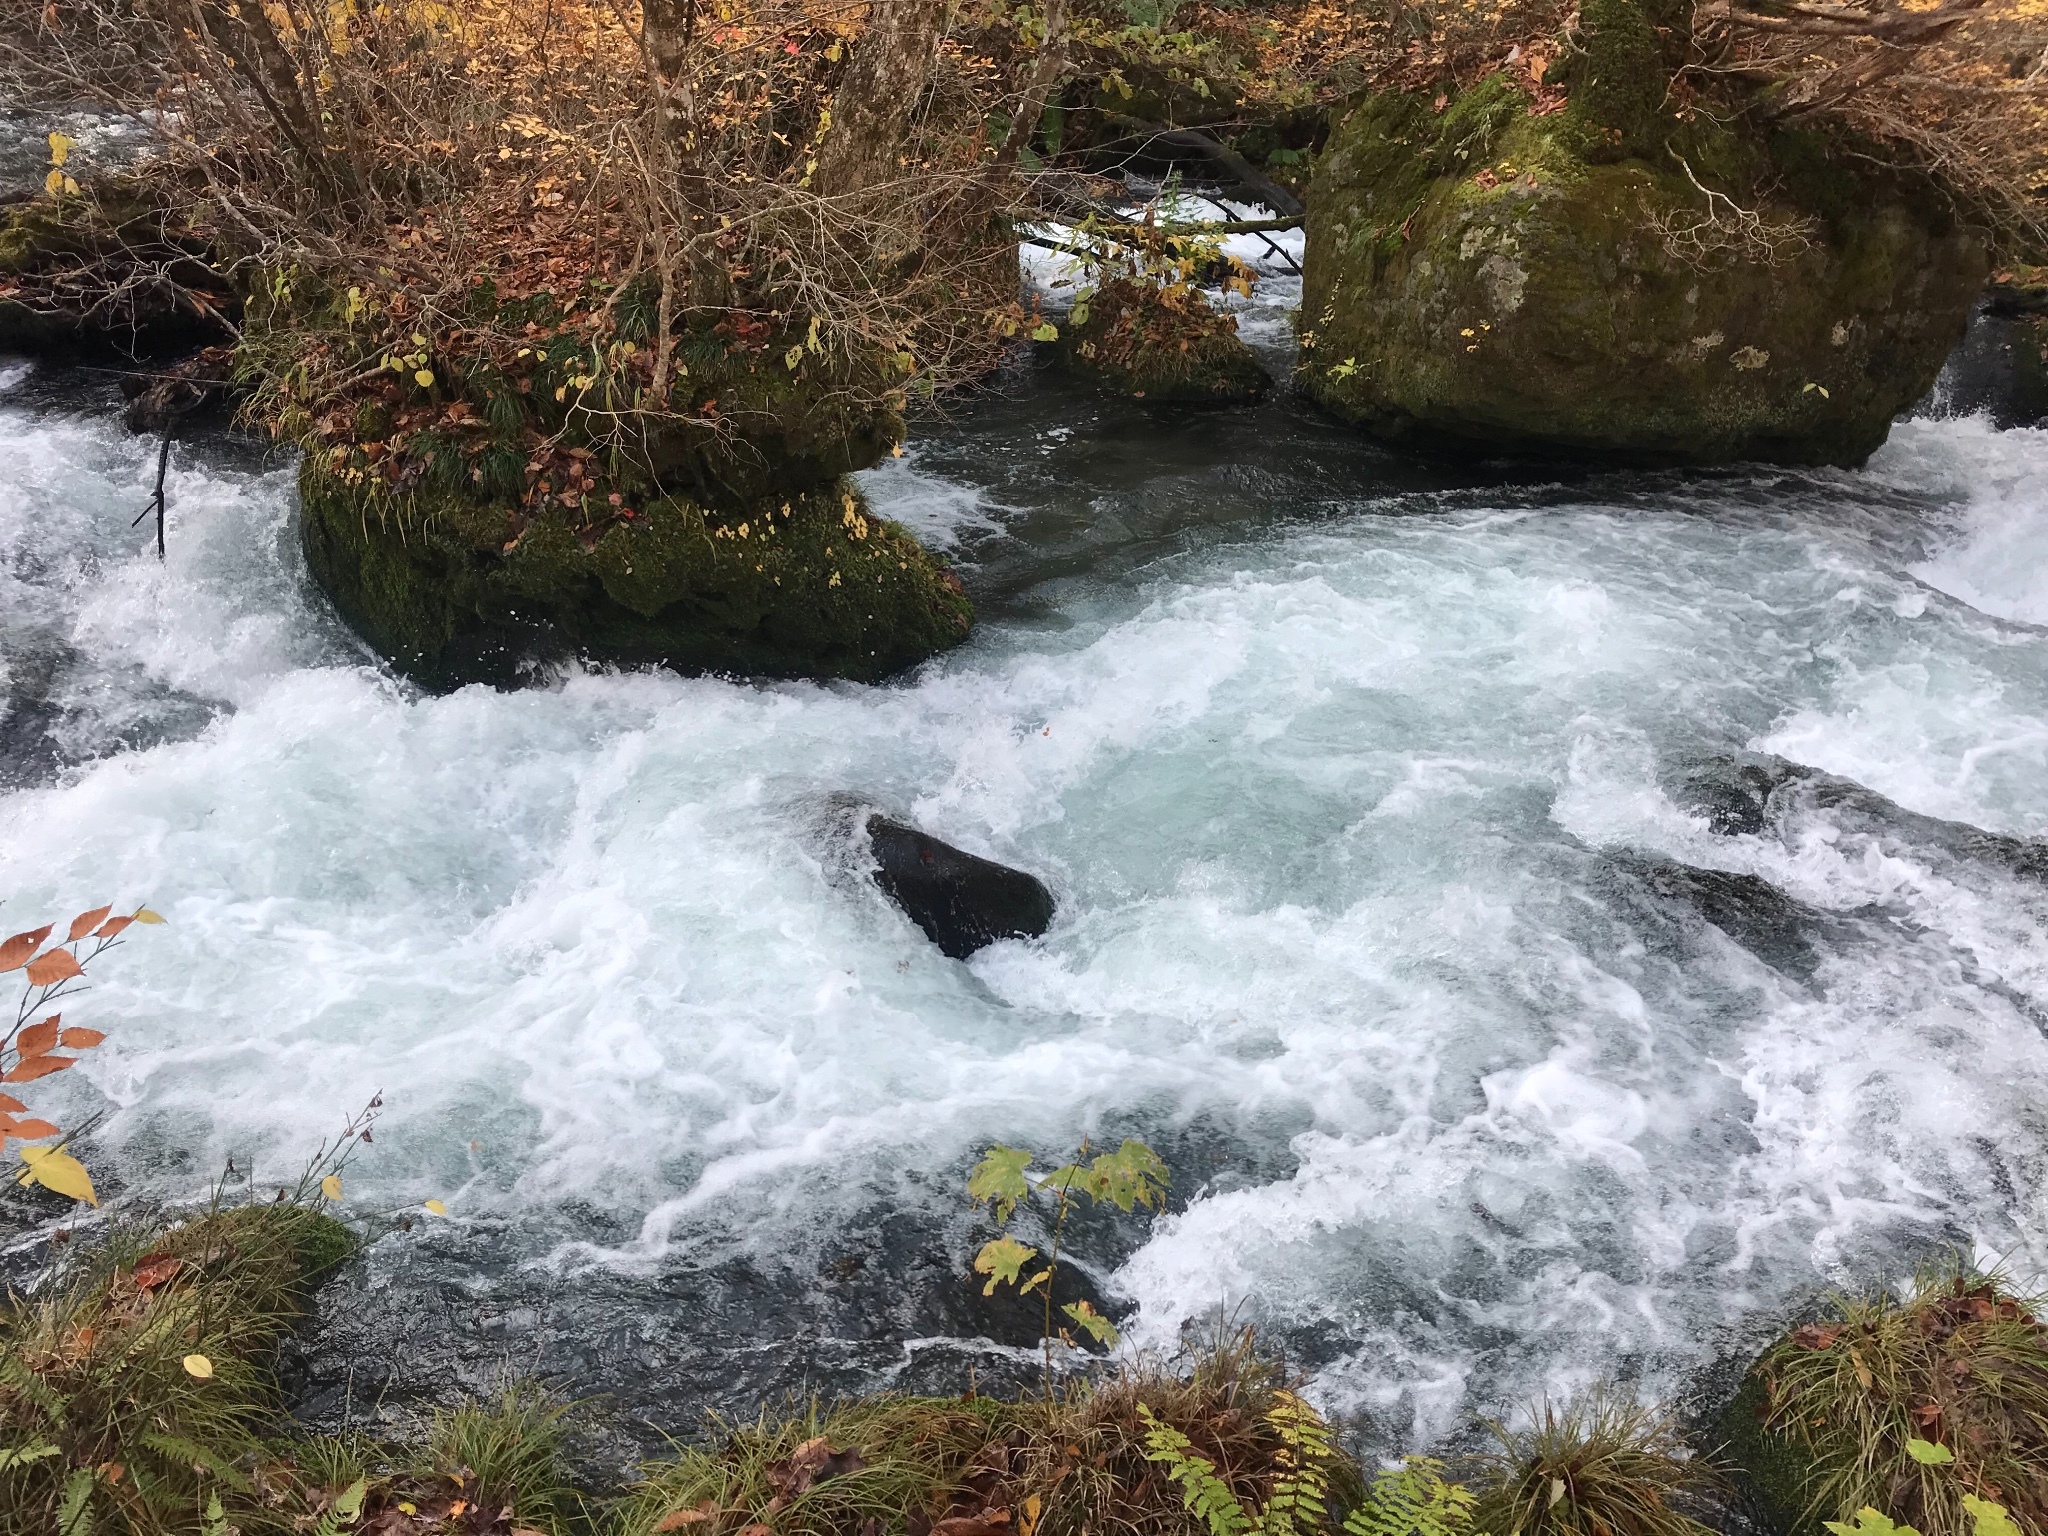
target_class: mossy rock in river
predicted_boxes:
[1057,278,1270,403]
[299,461,973,688]
[0,185,237,358]
[1298,65,1987,465]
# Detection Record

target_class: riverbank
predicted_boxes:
[13,1183,2048,1536]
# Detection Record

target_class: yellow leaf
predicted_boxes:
[18,1146,97,1206]
[414,369,435,388]
[321,1174,342,1200]
[48,131,74,167]
[424,1199,447,1216]
[133,909,165,924]
[182,1354,214,1379]
[44,168,64,196]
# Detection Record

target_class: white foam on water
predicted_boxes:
[5,389,2048,1437]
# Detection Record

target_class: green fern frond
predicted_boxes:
[1345,1457,1481,1536]
[1139,1402,1254,1536]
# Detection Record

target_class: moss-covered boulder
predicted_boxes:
[1057,277,1270,403]
[299,462,973,688]
[1299,51,1988,465]
[0,184,237,358]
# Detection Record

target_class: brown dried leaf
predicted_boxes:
[132,1253,183,1290]
[24,949,83,987]
[0,926,53,972]
[59,1028,105,1049]
[16,1017,59,1057]
[1,1054,74,1082]
[68,906,112,941]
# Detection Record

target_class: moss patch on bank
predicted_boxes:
[298,461,972,688]
[0,1202,354,1534]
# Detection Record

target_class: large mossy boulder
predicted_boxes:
[300,463,972,688]
[1298,0,1988,466]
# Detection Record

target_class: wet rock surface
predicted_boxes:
[1671,752,2048,884]
[867,815,1057,958]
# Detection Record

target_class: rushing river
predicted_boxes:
[2,320,2047,1461]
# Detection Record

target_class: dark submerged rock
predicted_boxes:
[1671,752,2048,884]
[1609,852,1827,981]
[866,815,1056,958]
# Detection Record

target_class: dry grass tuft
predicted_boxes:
[1470,1389,1719,1536]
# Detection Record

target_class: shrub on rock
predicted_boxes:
[1717,1266,2048,1536]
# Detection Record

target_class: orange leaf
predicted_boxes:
[24,949,83,987]
[16,1018,59,1057]
[132,1253,182,1290]
[94,916,133,939]
[9,1119,60,1139]
[2,1055,74,1082]
[0,1094,23,1114]
[58,1028,104,1049]
[68,906,112,942]
[0,926,52,972]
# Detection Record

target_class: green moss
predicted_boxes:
[299,461,973,687]
[1562,0,1692,156]
[1298,77,1987,466]
[1713,1368,1824,1536]
[0,185,235,358]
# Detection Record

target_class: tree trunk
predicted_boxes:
[815,0,954,197]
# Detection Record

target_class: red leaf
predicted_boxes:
[0,1093,24,1114]
[131,1253,182,1290]
[2,1055,74,1082]
[8,1119,59,1139]
[58,1028,105,1049]
[67,907,112,942]
[94,916,133,939]
[24,949,83,987]
[0,926,53,972]
[16,1017,59,1057]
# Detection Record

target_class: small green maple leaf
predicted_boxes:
[968,1144,1035,1222]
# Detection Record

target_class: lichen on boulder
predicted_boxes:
[299,461,972,688]
[1057,277,1270,403]
[1297,13,1989,467]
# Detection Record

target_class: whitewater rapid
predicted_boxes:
[2,356,2046,1446]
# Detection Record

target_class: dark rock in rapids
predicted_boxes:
[866,815,1056,958]
[121,343,235,433]
[1610,852,1829,981]
[1672,751,2048,884]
